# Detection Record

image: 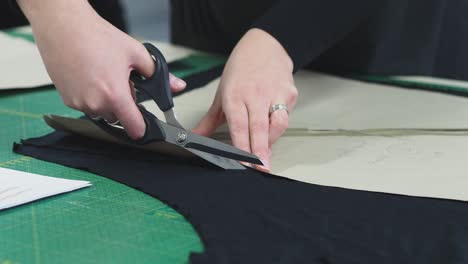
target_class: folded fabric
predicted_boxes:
[13,132,468,263]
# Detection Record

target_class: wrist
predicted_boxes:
[245,28,294,72]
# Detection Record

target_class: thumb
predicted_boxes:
[112,85,146,139]
[169,73,187,92]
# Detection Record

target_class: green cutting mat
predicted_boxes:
[0,29,225,264]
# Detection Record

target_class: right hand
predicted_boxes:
[18,0,186,139]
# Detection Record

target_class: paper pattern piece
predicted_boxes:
[147,41,197,63]
[140,72,468,201]
[0,32,52,89]
[0,167,91,210]
[45,70,468,201]
[143,72,468,130]
[270,133,468,201]
[0,27,198,90]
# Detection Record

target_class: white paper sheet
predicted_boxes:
[0,32,52,89]
[0,167,91,210]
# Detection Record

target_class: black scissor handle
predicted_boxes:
[89,105,166,145]
[130,42,173,112]
[88,43,171,144]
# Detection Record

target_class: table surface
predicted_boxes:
[0,29,226,264]
[2,28,468,264]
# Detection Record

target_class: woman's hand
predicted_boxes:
[17,0,186,139]
[193,28,298,171]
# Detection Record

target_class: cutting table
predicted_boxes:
[1,28,468,264]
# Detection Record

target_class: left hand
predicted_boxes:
[193,28,298,171]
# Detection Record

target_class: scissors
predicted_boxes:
[89,43,262,170]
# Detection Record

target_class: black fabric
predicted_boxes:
[0,0,127,32]
[13,131,468,263]
[171,0,468,80]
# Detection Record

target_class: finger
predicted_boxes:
[131,43,156,78]
[268,109,289,146]
[169,73,187,92]
[192,107,225,136]
[129,80,137,102]
[111,85,146,139]
[225,103,251,161]
[247,102,271,171]
[192,94,225,136]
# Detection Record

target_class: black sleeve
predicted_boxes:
[0,1,28,30]
[252,0,381,72]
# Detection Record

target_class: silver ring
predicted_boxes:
[269,104,289,115]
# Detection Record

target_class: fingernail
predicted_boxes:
[132,127,145,140]
[256,163,271,173]
[131,122,146,140]
[241,161,252,168]
[260,159,271,169]
[175,78,186,88]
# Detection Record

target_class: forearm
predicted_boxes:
[16,0,93,28]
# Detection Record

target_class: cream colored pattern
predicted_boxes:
[140,71,468,201]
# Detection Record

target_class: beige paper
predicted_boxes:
[45,114,468,202]
[146,41,197,62]
[0,32,52,89]
[143,72,468,130]
[269,133,468,201]
[138,72,468,201]
[0,27,197,89]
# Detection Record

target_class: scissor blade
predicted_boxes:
[185,139,263,165]
[163,109,184,129]
[187,149,246,170]
[160,122,263,165]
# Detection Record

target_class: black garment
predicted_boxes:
[171,0,468,80]
[0,0,127,32]
[14,131,468,263]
